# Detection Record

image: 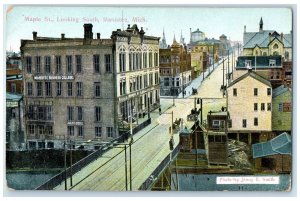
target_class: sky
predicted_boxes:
[5,6,292,52]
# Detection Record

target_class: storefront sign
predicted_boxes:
[67,121,84,125]
[33,75,74,80]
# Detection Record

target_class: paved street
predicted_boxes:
[54,52,238,191]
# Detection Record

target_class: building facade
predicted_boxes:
[272,85,292,133]
[227,71,272,145]
[159,38,192,96]
[21,23,160,149]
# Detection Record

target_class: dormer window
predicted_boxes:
[245,60,252,68]
[273,44,278,49]
[269,59,276,66]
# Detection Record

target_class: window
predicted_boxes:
[120,80,126,95]
[212,120,220,127]
[95,107,101,122]
[129,52,133,71]
[267,103,272,111]
[149,74,153,86]
[164,78,169,86]
[143,52,147,68]
[26,57,32,73]
[95,127,102,137]
[105,54,112,72]
[261,103,265,111]
[107,127,113,138]
[38,125,45,135]
[254,117,258,126]
[67,82,73,96]
[55,56,61,74]
[279,103,283,112]
[233,88,237,96]
[35,56,41,74]
[245,60,252,68]
[77,106,83,121]
[76,82,83,96]
[56,82,62,96]
[154,52,158,67]
[283,103,291,112]
[38,107,44,120]
[254,103,258,111]
[144,74,148,88]
[66,55,72,73]
[45,82,52,97]
[45,125,53,135]
[27,82,33,96]
[267,88,271,96]
[47,142,54,148]
[28,125,35,135]
[93,54,100,73]
[242,119,247,128]
[76,55,82,73]
[11,83,16,93]
[67,106,74,121]
[155,72,159,85]
[228,119,232,128]
[94,82,101,97]
[269,59,276,67]
[254,88,258,96]
[148,52,153,67]
[78,126,83,137]
[45,56,51,73]
[37,82,43,96]
[46,106,53,120]
[273,44,278,49]
[68,126,74,136]
[119,52,126,72]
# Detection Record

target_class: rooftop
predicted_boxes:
[228,70,271,88]
[272,85,291,98]
[252,132,291,158]
[236,56,282,69]
[6,92,23,102]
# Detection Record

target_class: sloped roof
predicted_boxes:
[228,71,271,88]
[252,132,291,158]
[243,30,292,48]
[272,85,291,98]
[180,127,191,136]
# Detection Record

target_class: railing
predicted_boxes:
[36,118,152,190]
[138,145,179,190]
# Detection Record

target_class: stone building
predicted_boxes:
[243,17,292,61]
[159,37,192,96]
[21,23,160,149]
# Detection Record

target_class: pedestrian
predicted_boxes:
[159,107,162,115]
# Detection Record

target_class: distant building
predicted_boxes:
[227,71,272,145]
[282,61,292,88]
[190,44,209,78]
[272,85,292,133]
[218,34,232,56]
[21,23,160,149]
[243,17,292,61]
[234,55,284,88]
[6,54,23,94]
[159,29,168,49]
[159,37,192,96]
[189,28,206,43]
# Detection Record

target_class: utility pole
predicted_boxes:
[147,97,150,119]
[222,58,225,89]
[70,140,73,187]
[64,136,67,190]
[227,49,230,86]
[124,145,128,191]
[200,99,203,125]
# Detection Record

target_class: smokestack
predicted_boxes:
[269,33,272,42]
[61,33,65,39]
[83,24,93,39]
[32,32,37,40]
[97,33,100,39]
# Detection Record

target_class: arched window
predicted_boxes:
[273,51,279,56]
[118,45,126,72]
[273,44,279,49]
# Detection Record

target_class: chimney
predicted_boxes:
[97,33,100,39]
[280,32,283,41]
[244,25,246,33]
[269,32,272,42]
[61,33,65,39]
[32,32,37,40]
[83,24,93,39]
